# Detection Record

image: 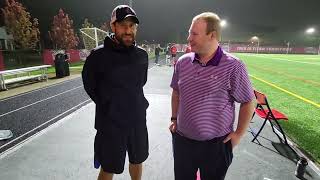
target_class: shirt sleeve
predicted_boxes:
[170,60,180,91]
[82,52,98,103]
[230,61,254,103]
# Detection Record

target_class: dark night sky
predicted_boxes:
[1,0,320,45]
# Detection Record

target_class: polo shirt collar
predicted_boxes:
[192,46,223,66]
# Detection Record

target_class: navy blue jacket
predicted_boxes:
[82,35,149,131]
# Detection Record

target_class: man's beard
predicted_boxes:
[115,33,135,47]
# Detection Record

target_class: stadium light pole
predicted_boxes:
[251,36,260,54]
[220,19,227,42]
[305,27,320,55]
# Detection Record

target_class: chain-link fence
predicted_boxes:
[2,49,42,70]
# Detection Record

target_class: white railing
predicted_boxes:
[0,65,52,90]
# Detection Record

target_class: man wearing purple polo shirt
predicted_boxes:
[169,12,255,180]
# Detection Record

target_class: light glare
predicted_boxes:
[220,20,227,27]
[306,27,315,34]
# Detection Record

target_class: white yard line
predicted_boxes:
[243,54,320,65]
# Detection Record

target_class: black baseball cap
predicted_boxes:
[110,5,139,24]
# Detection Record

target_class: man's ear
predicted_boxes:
[211,31,216,40]
[110,22,115,33]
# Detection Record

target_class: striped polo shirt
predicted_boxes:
[170,46,254,141]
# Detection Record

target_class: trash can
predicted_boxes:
[64,54,70,76]
[54,53,70,78]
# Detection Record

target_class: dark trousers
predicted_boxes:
[172,133,233,180]
[155,55,159,64]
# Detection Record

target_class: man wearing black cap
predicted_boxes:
[82,5,149,180]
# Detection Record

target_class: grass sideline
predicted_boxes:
[235,53,320,164]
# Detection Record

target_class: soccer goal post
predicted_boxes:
[80,28,109,50]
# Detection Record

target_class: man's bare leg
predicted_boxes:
[97,168,114,180]
[129,163,142,180]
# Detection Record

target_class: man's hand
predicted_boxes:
[169,120,177,132]
[223,132,243,149]
[223,100,255,148]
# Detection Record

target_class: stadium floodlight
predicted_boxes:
[251,36,260,54]
[251,36,259,41]
[305,27,315,34]
[220,20,227,28]
[305,27,320,55]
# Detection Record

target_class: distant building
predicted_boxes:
[0,27,14,50]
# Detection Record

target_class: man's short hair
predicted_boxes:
[193,12,221,40]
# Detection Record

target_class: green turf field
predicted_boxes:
[235,53,320,163]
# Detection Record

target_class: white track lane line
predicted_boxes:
[0,99,91,156]
[0,85,83,118]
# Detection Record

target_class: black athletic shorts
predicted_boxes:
[94,122,149,174]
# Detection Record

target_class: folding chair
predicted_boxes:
[251,90,289,146]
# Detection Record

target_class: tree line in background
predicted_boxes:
[1,0,108,50]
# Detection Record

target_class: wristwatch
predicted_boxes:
[171,117,177,121]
